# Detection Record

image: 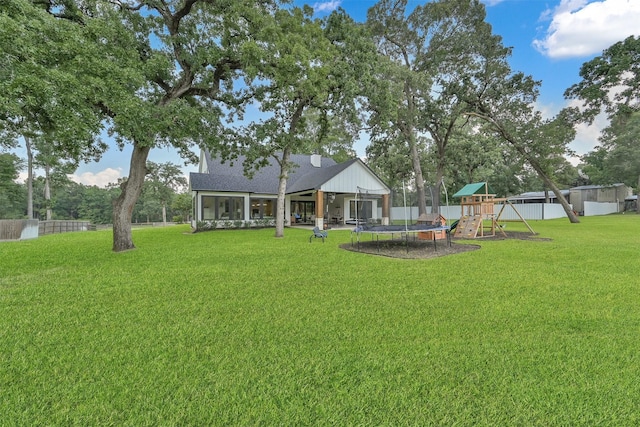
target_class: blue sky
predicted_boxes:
[21,0,640,186]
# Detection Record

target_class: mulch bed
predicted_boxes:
[340,231,549,260]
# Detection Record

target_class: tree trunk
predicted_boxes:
[25,136,34,219]
[637,174,640,214]
[432,135,449,213]
[275,148,290,238]
[431,170,445,212]
[403,80,427,216]
[162,201,167,225]
[44,164,52,220]
[409,135,428,216]
[112,144,150,252]
[529,159,579,223]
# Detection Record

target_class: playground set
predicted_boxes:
[452,182,535,238]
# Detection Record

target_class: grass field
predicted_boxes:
[2,215,640,425]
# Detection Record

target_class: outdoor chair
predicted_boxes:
[309,226,328,243]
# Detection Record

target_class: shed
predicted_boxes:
[570,183,631,215]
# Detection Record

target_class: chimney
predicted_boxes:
[310,154,322,168]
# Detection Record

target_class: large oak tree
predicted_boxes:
[10,0,281,250]
[99,0,283,251]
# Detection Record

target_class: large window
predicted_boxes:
[291,201,315,222]
[250,198,275,219]
[201,196,244,220]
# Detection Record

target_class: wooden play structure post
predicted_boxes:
[494,199,536,235]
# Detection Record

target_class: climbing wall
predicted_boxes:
[455,215,482,238]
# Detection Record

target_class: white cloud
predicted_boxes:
[568,113,607,158]
[533,0,640,59]
[68,168,123,188]
[313,1,341,13]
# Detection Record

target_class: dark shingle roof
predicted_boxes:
[190,152,352,194]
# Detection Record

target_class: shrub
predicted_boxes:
[195,220,216,232]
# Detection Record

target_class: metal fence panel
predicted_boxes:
[584,201,618,216]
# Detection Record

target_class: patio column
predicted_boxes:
[382,193,390,225]
[315,190,324,229]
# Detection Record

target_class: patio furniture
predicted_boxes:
[309,226,328,243]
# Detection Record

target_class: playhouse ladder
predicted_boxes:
[455,215,482,238]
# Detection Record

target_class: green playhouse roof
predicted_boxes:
[452,182,496,198]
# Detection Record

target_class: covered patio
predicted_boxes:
[288,188,390,230]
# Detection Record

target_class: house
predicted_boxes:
[189,151,391,229]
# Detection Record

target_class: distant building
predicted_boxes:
[508,189,570,204]
[570,184,631,215]
[508,183,632,215]
[624,195,637,212]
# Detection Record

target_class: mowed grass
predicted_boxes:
[2,215,640,426]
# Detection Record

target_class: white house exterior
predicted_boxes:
[190,151,391,229]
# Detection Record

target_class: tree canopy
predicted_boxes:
[365,0,520,213]
[566,36,640,190]
[2,0,596,242]
[232,7,373,237]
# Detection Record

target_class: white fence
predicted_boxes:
[494,203,570,220]
[584,201,619,216]
[387,203,577,222]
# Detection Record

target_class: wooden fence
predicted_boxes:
[0,220,39,241]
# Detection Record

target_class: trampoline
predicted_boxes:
[351,223,451,253]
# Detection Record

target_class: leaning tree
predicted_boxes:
[466,72,581,223]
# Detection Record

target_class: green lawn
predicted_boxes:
[2,215,640,425]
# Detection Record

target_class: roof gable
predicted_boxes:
[321,159,390,193]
